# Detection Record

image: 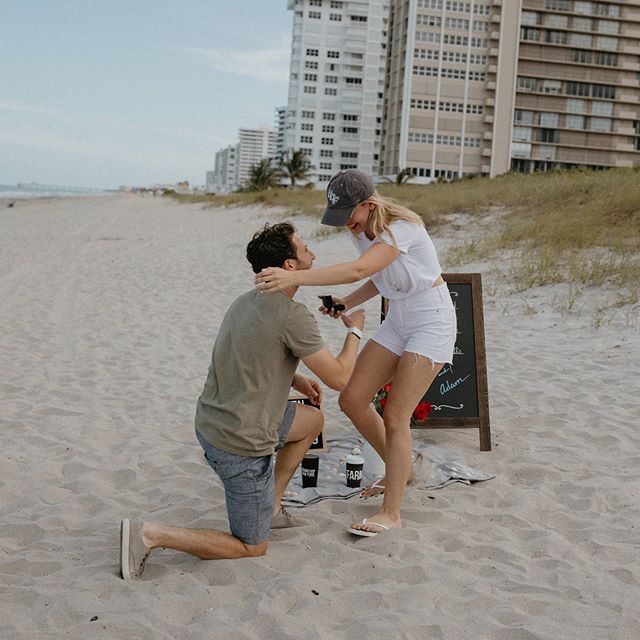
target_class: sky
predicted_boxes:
[0,1,293,189]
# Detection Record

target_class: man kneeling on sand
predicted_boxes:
[120,222,365,579]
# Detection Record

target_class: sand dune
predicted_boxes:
[1,193,638,639]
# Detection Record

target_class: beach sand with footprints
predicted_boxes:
[1,193,638,639]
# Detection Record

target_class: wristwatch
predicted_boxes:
[348,326,363,339]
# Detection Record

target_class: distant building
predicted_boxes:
[380,0,640,182]
[275,106,288,165]
[284,0,389,186]
[212,144,238,194]
[205,170,216,194]
[236,127,278,188]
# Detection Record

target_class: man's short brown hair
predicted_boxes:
[246,222,297,274]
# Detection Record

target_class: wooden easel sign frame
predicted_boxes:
[381,273,491,451]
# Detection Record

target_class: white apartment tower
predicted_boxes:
[285,0,389,185]
[212,144,237,194]
[236,127,278,188]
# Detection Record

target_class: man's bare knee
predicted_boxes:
[243,541,268,557]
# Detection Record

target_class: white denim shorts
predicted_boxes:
[371,283,457,365]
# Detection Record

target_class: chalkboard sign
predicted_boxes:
[381,273,491,451]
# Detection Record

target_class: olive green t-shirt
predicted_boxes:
[195,290,325,456]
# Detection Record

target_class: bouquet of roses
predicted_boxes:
[372,383,433,425]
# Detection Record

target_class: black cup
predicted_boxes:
[345,456,364,488]
[301,454,319,488]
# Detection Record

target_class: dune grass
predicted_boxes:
[168,168,640,302]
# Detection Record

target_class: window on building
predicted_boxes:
[536,145,556,160]
[545,0,571,9]
[511,142,532,158]
[590,117,611,132]
[325,83,337,93]
[517,76,537,91]
[596,36,617,51]
[591,84,615,99]
[306,48,319,56]
[321,137,334,145]
[304,73,317,81]
[569,33,592,47]
[302,110,315,118]
[319,162,333,170]
[325,75,338,83]
[515,110,535,125]
[536,128,559,143]
[345,77,362,84]
[591,101,613,116]
[301,123,314,131]
[322,112,335,120]
[572,17,593,31]
[327,51,340,58]
[566,99,586,113]
[330,1,343,7]
[594,51,617,66]
[303,86,316,94]
[349,15,367,22]
[542,79,562,94]
[341,151,358,158]
[305,61,318,69]
[310,0,322,5]
[547,14,568,28]
[546,31,567,45]
[573,49,593,64]
[566,81,589,96]
[513,126,532,142]
[342,126,358,134]
[539,112,560,127]
[309,11,321,19]
[574,2,593,15]
[300,135,313,143]
[322,125,335,132]
[597,20,618,34]
[343,114,359,121]
[521,27,541,41]
[565,114,585,129]
[320,149,333,157]
[329,13,342,21]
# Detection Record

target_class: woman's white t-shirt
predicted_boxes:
[351,219,442,299]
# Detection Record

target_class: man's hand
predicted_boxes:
[292,373,323,406]
[340,309,365,331]
[318,294,348,318]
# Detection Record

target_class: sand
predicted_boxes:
[1,193,638,639]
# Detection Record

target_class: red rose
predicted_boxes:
[380,398,387,410]
[383,383,392,392]
[412,402,430,422]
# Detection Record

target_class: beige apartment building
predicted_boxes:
[380,0,640,182]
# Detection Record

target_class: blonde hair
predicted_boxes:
[364,191,425,245]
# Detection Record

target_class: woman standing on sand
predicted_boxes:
[255,169,456,537]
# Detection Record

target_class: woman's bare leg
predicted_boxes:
[338,339,399,458]
[350,353,444,534]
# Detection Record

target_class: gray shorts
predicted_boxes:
[195,402,296,546]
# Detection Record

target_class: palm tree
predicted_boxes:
[246,159,279,191]
[280,149,313,188]
[395,168,413,185]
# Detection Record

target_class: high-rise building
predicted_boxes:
[380,0,640,182]
[275,106,288,165]
[507,0,640,173]
[212,144,238,194]
[285,0,389,185]
[236,127,278,188]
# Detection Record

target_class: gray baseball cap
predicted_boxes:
[321,169,375,226]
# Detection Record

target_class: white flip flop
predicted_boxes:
[348,517,390,537]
